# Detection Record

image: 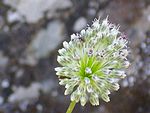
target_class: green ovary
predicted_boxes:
[78,54,102,78]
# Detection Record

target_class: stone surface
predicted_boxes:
[73,17,87,32]
[3,0,72,23]
[0,51,9,69]
[8,82,42,102]
[25,20,65,65]
[7,11,23,23]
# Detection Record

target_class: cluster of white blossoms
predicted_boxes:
[55,17,130,106]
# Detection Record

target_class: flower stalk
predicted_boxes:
[66,101,76,113]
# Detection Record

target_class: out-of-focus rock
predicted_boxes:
[46,0,73,19]
[8,79,58,103]
[101,0,145,29]
[0,96,4,105]
[3,0,19,8]
[23,20,65,66]
[0,51,9,69]
[1,79,10,88]
[7,11,23,23]
[140,37,150,77]
[98,0,109,4]
[73,17,87,32]
[19,100,29,111]
[36,104,43,112]
[0,16,4,29]
[3,0,72,23]
[128,28,145,48]
[127,5,150,75]
[41,79,58,94]
[87,8,96,17]
[15,68,24,78]
[134,5,150,34]
[121,5,150,88]
[89,0,99,9]
[19,55,38,66]
[8,82,42,102]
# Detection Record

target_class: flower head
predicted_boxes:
[55,17,129,106]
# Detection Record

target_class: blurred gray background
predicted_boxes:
[0,0,150,113]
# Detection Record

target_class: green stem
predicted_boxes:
[66,101,76,113]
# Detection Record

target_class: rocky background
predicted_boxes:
[0,0,150,113]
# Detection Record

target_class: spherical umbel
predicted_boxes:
[55,17,129,106]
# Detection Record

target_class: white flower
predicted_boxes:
[55,17,129,106]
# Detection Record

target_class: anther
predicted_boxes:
[85,67,92,74]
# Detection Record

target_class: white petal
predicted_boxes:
[58,48,66,55]
[55,67,62,71]
[63,41,69,49]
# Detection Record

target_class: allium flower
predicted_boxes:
[55,17,129,106]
